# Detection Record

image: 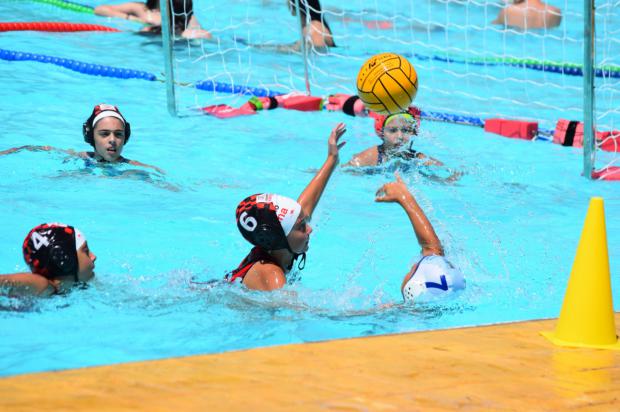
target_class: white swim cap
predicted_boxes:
[402,255,465,302]
[74,228,86,251]
[92,104,126,127]
[255,193,302,236]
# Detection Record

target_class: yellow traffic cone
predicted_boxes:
[541,197,620,349]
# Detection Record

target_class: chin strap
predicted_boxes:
[285,252,306,285]
[285,250,307,272]
[296,252,306,270]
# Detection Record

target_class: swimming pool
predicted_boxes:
[1,1,619,377]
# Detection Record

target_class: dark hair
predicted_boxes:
[145,0,159,10]
[288,0,330,31]
[147,0,194,35]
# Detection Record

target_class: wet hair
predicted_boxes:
[147,0,194,35]
[288,0,330,30]
[146,0,160,10]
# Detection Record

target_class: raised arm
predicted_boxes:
[375,173,443,256]
[297,123,346,217]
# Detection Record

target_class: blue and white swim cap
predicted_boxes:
[402,255,465,302]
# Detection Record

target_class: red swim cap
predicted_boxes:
[83,103,131,145]
[372,106,422,137]
[22,223,79,280]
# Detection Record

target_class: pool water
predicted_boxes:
[1,1,619,377]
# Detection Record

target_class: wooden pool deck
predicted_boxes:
[2,314,620,411]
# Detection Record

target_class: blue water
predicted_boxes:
[1,1,619,377]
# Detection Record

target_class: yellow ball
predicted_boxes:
[356,52,418,115]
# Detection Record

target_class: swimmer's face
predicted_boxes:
[381,117,417,150]
[76,241,96,282]
[93,117,126,162]
[286,212,312,254]
[55,242,96,293]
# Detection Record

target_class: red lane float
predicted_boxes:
[553,119,620,152]
[201,104,256,119]
[598,131,620,152]
[591,166,620,181]
[279,95,323,111]
[200,94,324,119]
[484,118,538,140]
[0,22,120,32]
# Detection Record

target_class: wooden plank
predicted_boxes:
[1,316,620,411]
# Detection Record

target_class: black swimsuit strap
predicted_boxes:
[377,144,386,165]
[377,145,420,164]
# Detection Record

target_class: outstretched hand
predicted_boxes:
[375,173,412,204]
[328,123,347,158]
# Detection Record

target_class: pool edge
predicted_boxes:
[2,315,620,411]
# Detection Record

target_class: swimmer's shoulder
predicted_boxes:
[345,146,378,167]
[242,261,286,291]
[77,151,92,159]
[0,273,56,297]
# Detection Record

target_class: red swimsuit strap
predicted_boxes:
[228,247,278,283]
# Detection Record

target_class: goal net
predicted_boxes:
[164,0,619,175]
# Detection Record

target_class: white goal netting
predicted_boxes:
[165,0,619,175]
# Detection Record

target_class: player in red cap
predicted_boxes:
[0,223,96,296]
[0,104,162,173]
[325,94,440,167]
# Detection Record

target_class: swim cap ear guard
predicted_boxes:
[83,104,131,146]
[236,194,290,251]
[236,194,306,271]
[22,223,79,281]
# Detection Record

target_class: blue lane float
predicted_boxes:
[0,48,156,80]
[0,47,561,140]
[421,110,484,128]
[0,48,281,95]
[195,80,283,97]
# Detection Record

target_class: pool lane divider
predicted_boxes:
[195,80,282,97]
[2,46,617,180]
[22,0,618,84]
[0,22,118,32]
[0,48,155,80]
[30,0,93,14]
[407,52,620,79]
